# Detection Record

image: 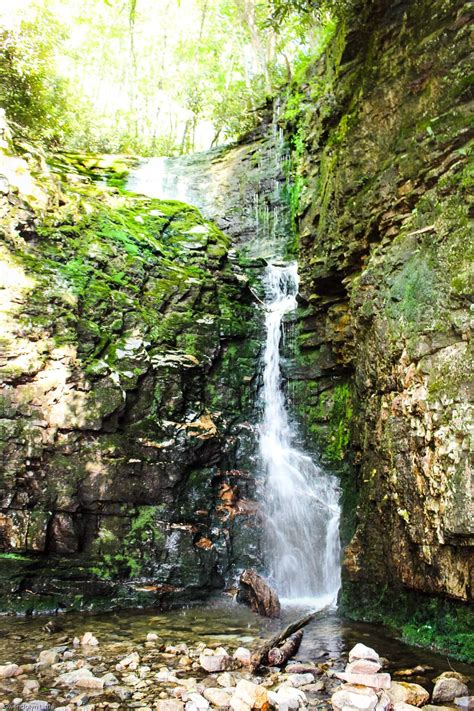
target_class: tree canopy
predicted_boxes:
[0,0,335,154]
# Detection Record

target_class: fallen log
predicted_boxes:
[238,569,281,619]
[268,629,304,666]
[250,607,329,672]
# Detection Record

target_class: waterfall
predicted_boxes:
[259,262,341,606]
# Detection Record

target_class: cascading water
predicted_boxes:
[259,262,341,606]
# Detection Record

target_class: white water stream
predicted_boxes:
[260,262,341,606]
[126,154,341,608]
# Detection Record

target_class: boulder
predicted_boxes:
[433,679,469,704]
[348,644,381,664]
[388,682,430,707]
[238,570,281,619]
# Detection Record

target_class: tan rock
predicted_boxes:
[433,672,470,686]
[80,632,99,646]
[388,682,429,707]
[233,647,252,667]
[38,649,60,666]
[217,672,235,688]
[335,672,391,690]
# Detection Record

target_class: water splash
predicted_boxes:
[259,262,341,606]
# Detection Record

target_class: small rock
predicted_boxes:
[393,704,421,711]
[335,672,391,690]
[109,686,133,701]
[38,649,60,666]
[102,672,119,687]
[301,681,324,693]
[346,660,382,675]
[204,687,233,707]
[348,644,380,664]
[146,632,159,642]
[22,680,40,693]
[232,679,269,709]
[388,682,429,707]
[454,698,474,710]
[233,648,252,667]
[433,679,469,704]
[0,663,21,678]
[80,632,99,646]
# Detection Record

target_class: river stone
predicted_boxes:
[147,632,160,642]
[217,672,235,688]
[38,649,60,666]
[346,660,382,675]
[116,651,140,670]
[233,679,269,710]
[269,686,307,710]
[199,649,230,673]
[376,691,392,710]
[80,632,99,646]
[388,682,430,707]
[434,672,471,685]
[348,644,381,664]
[0,663,21,678]
[285,673,315,688]
[433,679,469,704]
[332,686,378,711]
[335,672,391,689]
[204,687,233,707]
[454,699,474,710]
[22,679,40,693]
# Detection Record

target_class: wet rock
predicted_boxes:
[388,682,430,707]
[346,660,382,675]
[232,679,269,710]
[147,633,160,642]
[335,672,391,690]
[102,672,119,687]
[238,570,280,619]
[348,644,380,664]
[395,667,433,678]
[0,663,21,678]
[108,686,133,702]
[199,648,230,673]
[331,684,379,711]
[204,687,233,707]
[80,633,99,647]
[433,679,470,704]
[233,648,252,667]
[56,667,103,689]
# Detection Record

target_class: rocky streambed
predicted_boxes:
[0,601,472,710]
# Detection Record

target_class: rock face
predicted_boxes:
[287,0,473,613]
[0,116,263,611]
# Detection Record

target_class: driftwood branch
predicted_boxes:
[268,629,303,666]
[250,607,328,672]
